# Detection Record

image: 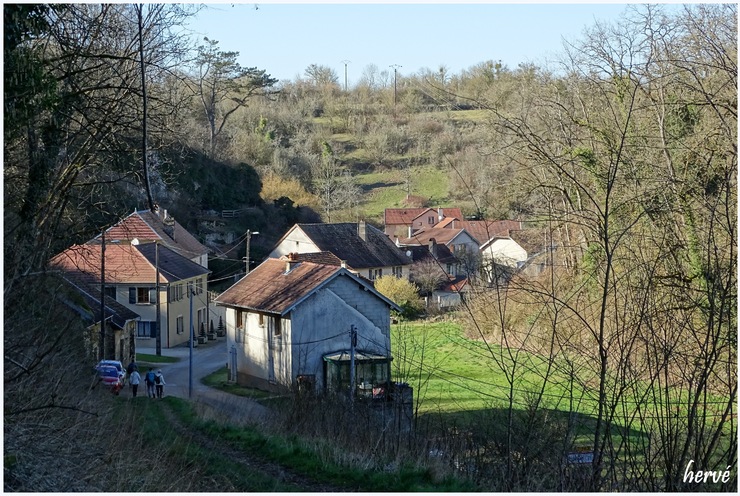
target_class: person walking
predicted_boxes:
[145,368,156,399]
[154,369,166,399]
[129,368,141,398]
[126,360,138,390]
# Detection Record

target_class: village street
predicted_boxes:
[132,340,270,423]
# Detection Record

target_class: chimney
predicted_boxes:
[438,207,443,221]
[408,225,412,238]
[358,220,367,241]
[162,211,175,240]
[429,238,437,258]
[285,252,299,273]
[152,203,160,216]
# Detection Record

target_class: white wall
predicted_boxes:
[482,238,527,268]
[268,228,318,258]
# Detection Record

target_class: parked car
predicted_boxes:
[96,359,126,384]
[96,365,123,394]
[95,360,126,393]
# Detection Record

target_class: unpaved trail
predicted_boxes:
[159,398,353,492]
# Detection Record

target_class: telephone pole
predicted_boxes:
[341,60,351,92]
[390,64,402,106]
[99,231,106,361]
[349,324,357,401]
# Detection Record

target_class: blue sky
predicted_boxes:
[185,2,677,85]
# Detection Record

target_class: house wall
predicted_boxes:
[110,275,207,348]
[268,228,318,258]
[224,307,294,391]
[290,287,391,391]
[481,238,527,268]
[449,231,480,255]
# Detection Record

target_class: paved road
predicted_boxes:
[133,339,270,424]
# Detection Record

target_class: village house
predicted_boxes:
[215,256,401,394]
[383,207,464,239]
[56,276,139,364]
[50,242,210,348]
[269,221,412,281]
[397,227,480,309]
[98,206,209,268]
[398,226,481,277]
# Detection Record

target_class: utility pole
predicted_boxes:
[244,230,259,275]
[189,287,194,398]
[390,64,402,106]
[341,59,351,92]
[99,231,106,361]
[155,241,161,356]
[349,324,357,402]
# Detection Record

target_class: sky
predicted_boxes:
[184,1,680,86]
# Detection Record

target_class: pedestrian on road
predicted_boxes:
[126,360,137,389]
[129,369,141,398]
[154,369,166,399]
[145,368,156,398]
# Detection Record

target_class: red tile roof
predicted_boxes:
[50,243,207,285]
[384,207,464,227]
[454,220,522,244]
[104,213,159,241]
[279,251,351,269]
[398,227,467,247]
[92,210,208,260]
[384,208,430,226]
[215,259,342,315]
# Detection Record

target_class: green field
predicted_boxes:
[389,320,734,443]
[354,165,452,220]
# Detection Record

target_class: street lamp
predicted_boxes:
[244,230,260,275]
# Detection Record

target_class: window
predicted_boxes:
[197,308,206,334]
[258,314,265,327]
[392,266,403,278]
[176,316,184,334]
[187,281,193,296]
[369,268,383,280]
[137,321,156,337]
[104,286,116,300]
[428,216,434,224]
[129,287,155,304]
[236,310,244,329]
[195,278,203,294]
[274,317,282,337]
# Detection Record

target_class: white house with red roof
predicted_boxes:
[215,257,400,393]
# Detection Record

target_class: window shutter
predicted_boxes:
[149,288,157,304]
[129,287,136,304]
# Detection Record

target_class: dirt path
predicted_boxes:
[160,401,351,492]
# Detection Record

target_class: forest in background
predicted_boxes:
[4,3,736,491]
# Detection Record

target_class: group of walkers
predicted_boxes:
[126,361,166,399]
